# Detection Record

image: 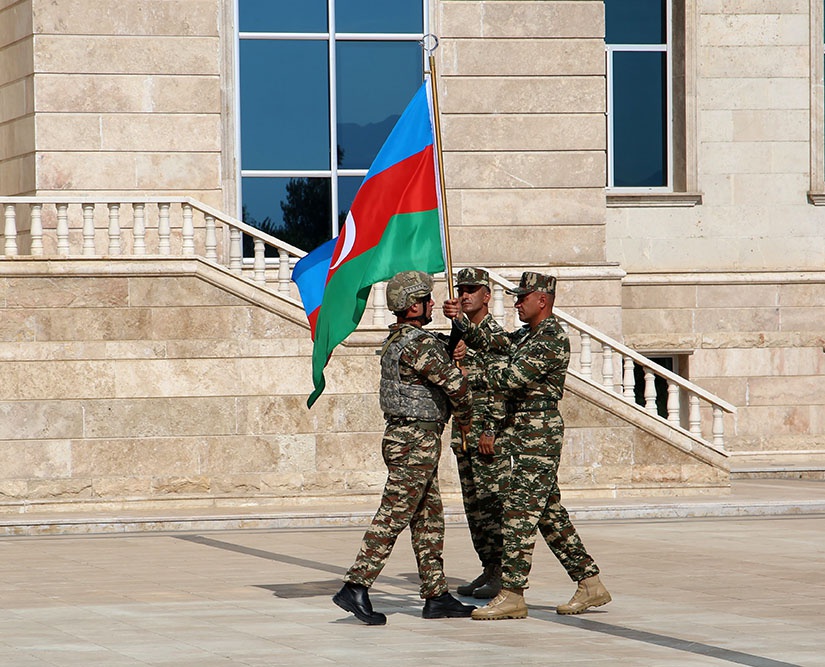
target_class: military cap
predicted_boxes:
[455,267,490,288]
[386,270,434,312]
[505,271,557,296]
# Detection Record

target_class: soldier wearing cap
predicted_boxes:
[334,270,476,625]
[443,271,610,620]
[450,268,511,599]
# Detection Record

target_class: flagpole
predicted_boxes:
[425,38,468,451]
[425,41,456,301]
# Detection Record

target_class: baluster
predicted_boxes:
[30,204,43,256]
[107,203,121,255]
[667,381,680,423]
[623,355,635,400]
[132,203,146,255]
[229,228,242,274]
[253,239,266,285]
[181,203,194,256]
[579,332,592,378]
[158,203,171,255]
[601,344,614,389]
[204,214,217,260]
[277,248,290,293]
[372,282,386,326]
[492,283,505,325]
[712,406,725,449]
[3,203,17,256]
[82,203,95,255]
[56,203,69,256]
[644,368,657,413]
[689,394,701,435]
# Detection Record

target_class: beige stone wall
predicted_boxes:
[607,3,825,456]
[0,0,35,194]
[436,1,607,269]
[26,0,224,208]
[0,259,727,512]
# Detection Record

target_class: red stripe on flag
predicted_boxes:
[328,145,436,280]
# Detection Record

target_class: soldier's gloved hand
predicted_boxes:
[442,297,461,320]
[451,339,467,361]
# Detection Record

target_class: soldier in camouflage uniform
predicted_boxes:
[450,268,511,599]
[444,271,611,620]
[333,271,476,625]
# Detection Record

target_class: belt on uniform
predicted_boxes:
[507,399,558,413]
[387,417,445,434]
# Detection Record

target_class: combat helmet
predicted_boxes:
[386,270,434,312]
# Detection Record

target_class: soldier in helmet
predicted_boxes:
[444,271,611,621]
[450,268,511,600]
[333,270,476,625]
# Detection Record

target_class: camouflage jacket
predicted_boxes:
[450,314,510,448]
[383,323,473,427]
[463,314,570,412]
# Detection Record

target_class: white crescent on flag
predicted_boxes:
[329,210,357,271]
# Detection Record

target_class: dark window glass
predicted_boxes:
[605,0,666,44]
[239,0,327,33]
[336,0,423,33]
[338,175,365,220]
[240,40,329,170]
[242,176,332,252]
[336,41,422,169]
[612,51,667,187]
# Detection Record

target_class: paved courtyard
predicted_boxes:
[1,489,823,666]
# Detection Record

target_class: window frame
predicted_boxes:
[605,0,702,208]
[233,0,429,237]
[606,5,674,192]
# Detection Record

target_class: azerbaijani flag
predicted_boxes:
[307,79,446,407]
[292,237,337,340]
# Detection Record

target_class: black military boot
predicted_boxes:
[422,591,476,619]
[333,582,387,625]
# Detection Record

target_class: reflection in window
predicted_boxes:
[606,0,671,190]
[237,0,426,252]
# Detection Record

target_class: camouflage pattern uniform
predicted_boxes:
[461,272,600,590]
[345,308,472,599]
[450,270,511,574]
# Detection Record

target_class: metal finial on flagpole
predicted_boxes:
[421,34,456,302]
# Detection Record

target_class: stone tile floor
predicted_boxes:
[0,479,823,665]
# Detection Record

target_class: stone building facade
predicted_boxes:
[0,1,822,512]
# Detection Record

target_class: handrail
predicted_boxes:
[0,196,306,297]
[481,267,735,450]
[0,195,736,449]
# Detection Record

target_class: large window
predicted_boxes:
[237,1,426,251]
[605,0,672,190]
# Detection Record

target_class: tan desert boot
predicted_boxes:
[556,575,611,615]
[471,588,527,620]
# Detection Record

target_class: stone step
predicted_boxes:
[729,450,825,480]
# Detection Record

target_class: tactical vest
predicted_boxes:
[379,326,449,422]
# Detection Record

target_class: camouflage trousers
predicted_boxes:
[500,453,599,589]
[344,420,449,599]
[453,445,509,568]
